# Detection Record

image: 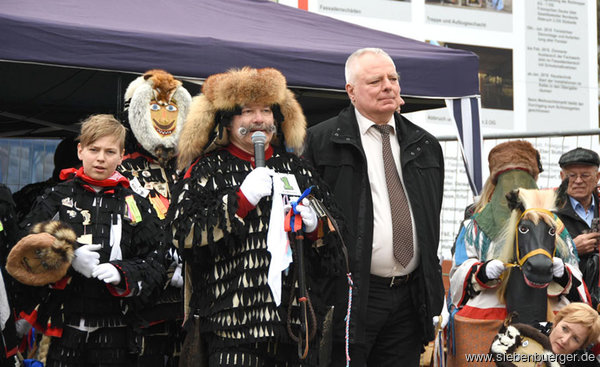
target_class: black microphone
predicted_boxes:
[251,131,266,168]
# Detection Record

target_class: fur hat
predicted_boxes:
[488,140,541,183]
[177,67,306,171]
[125,69,192,162]
[6,221,77,286]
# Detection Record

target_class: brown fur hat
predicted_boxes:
[488,140,541,183]
[6,221,77,286]
[177,67,306,170]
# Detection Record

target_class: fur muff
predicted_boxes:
[125,69,192,158]
[488,140,541,183]
[6,221,77,286]
[177,67,306,171]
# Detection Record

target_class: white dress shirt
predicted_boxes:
[355,109,419,277]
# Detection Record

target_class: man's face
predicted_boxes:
[560,164,600,203]
[77,135,124,181]
[346,53,404,124]
[227,104,276,154]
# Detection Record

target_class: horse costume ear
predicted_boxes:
[504,311,518,327]
[555,177,570,208]
[506,190,524,212]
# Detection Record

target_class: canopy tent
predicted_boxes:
[0,0,483,193]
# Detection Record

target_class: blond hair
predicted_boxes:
[553,302,600,348]
[77,114,127,150]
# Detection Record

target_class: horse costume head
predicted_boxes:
[493,188,568,324]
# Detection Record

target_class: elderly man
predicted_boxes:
[304,48,445,366]
[170,67,342,366]
[556,147,600,307]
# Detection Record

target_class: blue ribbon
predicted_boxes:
[288,186,314,233]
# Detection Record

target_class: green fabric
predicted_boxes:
[475,170,538,241]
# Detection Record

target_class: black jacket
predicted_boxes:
[555,192,600,305]
[304,106,445,345]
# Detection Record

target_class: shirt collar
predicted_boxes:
[569,194,596,213]
[226,143,274,167]
[355,108,396,136]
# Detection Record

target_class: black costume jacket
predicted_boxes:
[169,145,342,349]
[118,151,182,324]
[304,106,445,346]
[18,177,167,337]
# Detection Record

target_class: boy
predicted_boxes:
[16,114,167,366]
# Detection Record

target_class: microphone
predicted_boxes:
[251,131,266,168]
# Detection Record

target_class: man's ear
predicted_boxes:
[76,143,83,161]
[559,170,566,181]
[345,83,354,102]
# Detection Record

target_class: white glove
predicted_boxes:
[485,259,505,280]
[239,167,274,206]
[296,198,318,233]
[552,257,565,278]
[72,244,101,278]
[92,263,122,285]
[171,262,184,288]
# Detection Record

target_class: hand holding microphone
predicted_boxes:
[240,167,274,206]
[239,131,273,206]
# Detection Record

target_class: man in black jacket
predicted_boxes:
[555,147,600,307]
[304,48,445,367]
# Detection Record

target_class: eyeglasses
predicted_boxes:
[565,172,596,181]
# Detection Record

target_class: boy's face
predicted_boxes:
[77,135,124,181]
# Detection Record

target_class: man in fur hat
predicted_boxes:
[169,67,343,366]
[118,69,192,366]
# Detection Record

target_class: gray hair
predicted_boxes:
[344,48,396,84]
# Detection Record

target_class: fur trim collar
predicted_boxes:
[177,67,306,171]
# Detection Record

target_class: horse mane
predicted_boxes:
[492,189,568,305]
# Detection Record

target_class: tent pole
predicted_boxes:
[116,74,123,114]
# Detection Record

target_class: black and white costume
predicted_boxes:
[18,171,166,367]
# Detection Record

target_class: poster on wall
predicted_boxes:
[524,0,592,132]
[314,0,411,21]
[425,0,512,32]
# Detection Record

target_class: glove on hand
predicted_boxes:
[552,257,565,278]
[170,262,184,288]
[296,198,318,233]
[484,259,505,280]
[240,167,274,206]
[92,263,122,285]
[72,244,101,278]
